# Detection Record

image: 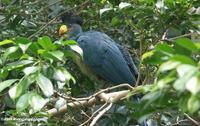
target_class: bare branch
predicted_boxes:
[28,0,90,39]
[80,103,108,126]
[89,103,113,126]
[47,90,131,116]
[184,113,200,126]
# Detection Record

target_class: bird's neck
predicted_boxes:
[69,24,83,39]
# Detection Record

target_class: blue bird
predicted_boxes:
[59,13,147,126]
[59,13,139,86]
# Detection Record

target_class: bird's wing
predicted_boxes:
[115,44,139,78]
[76,31,136,85]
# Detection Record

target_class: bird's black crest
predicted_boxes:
[61,12,83,26]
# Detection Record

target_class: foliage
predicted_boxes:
[0,36,78,113]
[0,0,200,125]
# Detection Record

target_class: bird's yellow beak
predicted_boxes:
[59,25,68,35]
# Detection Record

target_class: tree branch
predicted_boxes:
[89,103,113,126]
[47,90,130,116]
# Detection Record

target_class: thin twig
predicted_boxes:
[80,103,108,126]
[47,90,132,116]
[184,113,200,126]
[165,33,197,41]
[89,103,113,126]
[68,83,134,102]
[28,0,90,39]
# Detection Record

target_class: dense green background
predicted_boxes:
[0,0,200,125]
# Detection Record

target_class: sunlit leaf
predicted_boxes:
[175,38,198,53]
[99,8,113,16]
[70,45,83,58]
[23,66,39,76]
[5,60,34,71]
[173,69,199,92]
[46,50,64,62]
[176,64,197,77]
[2,46,19,63]
[36,73,54,97]
[29,93,49,114]
[9,77,33,100]
[63,40,77,45]
[119,2,131,9]
[16,92,31,112]
[38,36,56,51]
[0,39,13,46]
[185,75,200,95]
[53,67,76,85]
[0,79,18,93]
[18,42,32,54]
[158,60,180,72]
[187,95,200,114]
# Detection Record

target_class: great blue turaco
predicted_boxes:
[59,13,139,85]
[59,13,147,125]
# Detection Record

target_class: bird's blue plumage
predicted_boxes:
[71,31,137,85]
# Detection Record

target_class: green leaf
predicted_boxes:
[16,92,31,112]
[9,77,33,100]
[175,38,198,53]
[0,39,13,46]
[5,60,34,71]
[18,42,32,54]
[15,37,31,44]
[38,36,56,51]
[176,64,197,77]
[36,73,54,97]
[185,75,200,95]
[99,8,113,16]
[0,79,18,93]
[23,66,39,76]
[187,95,200,114]
[46,50,64,62]
[159,60,180,72]
[2,46,19,63]
[155,43,174,56]
[111,17,120,26]
[142,50,170,65]
[171,55,196,65]
[119,2,131,9]
[70,45,83,58]
[29,93,49,114]
[53,67,76,84]
[173,68,199,92]
[0,69,9,79]
[28,42,42,55]
[63,40,77,45]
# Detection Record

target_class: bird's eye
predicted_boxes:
[68,24,72,27]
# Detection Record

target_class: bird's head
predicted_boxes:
[59,13,83,38]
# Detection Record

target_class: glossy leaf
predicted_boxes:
[15,37,31,44]
[187,96,200,114]
[23,66,39,76]
[5,60,34,71]
[29,93,49,114]
[46,50,64,62]
[70,45,83,58]
[9,77,33,100]
[0,39,13,46]
[119,2,131,9]
[175,38,198,53]
[2,46,19,63]
[36,73,54,97]
[38,36,56,51]
[0,79,18,93]
[185,75,200,95]
[16,92,31,112]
